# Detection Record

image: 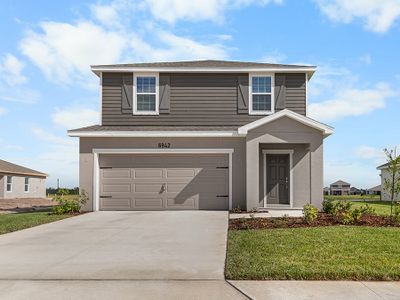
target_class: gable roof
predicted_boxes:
[0,159,47,178]
[237,109,334,136]
[330,180,350,186]
[368,185,381,192]
[91,59,316,78]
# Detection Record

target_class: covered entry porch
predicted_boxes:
[238,110,333,211]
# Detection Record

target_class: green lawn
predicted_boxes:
[226,226,400,280]
[324,195,380,201]
[0,211,72,235]
[348,201,393,216]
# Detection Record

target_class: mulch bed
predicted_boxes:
[229,213,400,230]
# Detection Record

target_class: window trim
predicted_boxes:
[133,72,159,115]
[5,176,12,192]
[24,177,29,193]
[249,73,275,115]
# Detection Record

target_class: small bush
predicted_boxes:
[332,201,352,216]
[393,202,400,223]
[341,212,355,225]
[351,208,363,223]
[52,190,88,215]
[322,199,335,214]
[231,205,242,214]
[359,204,376,216]
[303,204,318,224]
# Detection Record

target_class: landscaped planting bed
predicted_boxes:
[229,213,400,230]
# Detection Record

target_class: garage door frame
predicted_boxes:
[92,148,234,211]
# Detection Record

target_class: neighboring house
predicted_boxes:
[349,187,361,195]
[323,187,330,195]
[377,162,399,201]
[68,60,333,212]
[329,180,351,196]
[367,185,381,196]
[0,159,47,199]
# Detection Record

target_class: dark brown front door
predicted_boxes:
[266,154,290,205]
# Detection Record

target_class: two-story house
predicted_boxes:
[329,180,351,196]
[68,60,333,212]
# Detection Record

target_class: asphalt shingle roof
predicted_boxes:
[0,159,47,177]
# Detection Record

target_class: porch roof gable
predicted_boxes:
[237,109,334,137]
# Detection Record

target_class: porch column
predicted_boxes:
[246,139,259,210]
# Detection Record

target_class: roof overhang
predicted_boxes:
[0,171,47,178]
[91,66,316,79]
[237,109,334,137]
[68,130,242,138]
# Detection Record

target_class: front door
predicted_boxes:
[266,154,290,205]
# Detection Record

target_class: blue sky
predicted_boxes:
[0,0,399,188]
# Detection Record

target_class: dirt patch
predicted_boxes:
[229,213,400,230]
[0,198,55,212]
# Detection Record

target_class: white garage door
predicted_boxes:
[99,154,229,210]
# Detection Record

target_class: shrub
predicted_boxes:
[322,199,335,214]
[52,190,88,215]
[351,208,363,223]
[303,204,318,224]
[231,205,242,214]
[359,204,376,216]
[332,201,352,216]
[341,212,355,225]
[393,202,400,223]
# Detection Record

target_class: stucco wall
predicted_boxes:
[0,176,4,198]
[1,175,46,199]
[246,116,324,209]
[79,137,246,211]
[380,168,400,201]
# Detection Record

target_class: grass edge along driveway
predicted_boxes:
[226,226,400,280]
[0,211,72,235]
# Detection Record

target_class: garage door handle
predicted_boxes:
[100,196,112,198]
[216,195,228,198]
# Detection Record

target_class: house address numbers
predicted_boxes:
[158,142,171,148]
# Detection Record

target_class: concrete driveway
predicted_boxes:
[0,211,229,280]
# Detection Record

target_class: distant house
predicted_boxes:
[323,187,330,195]
[349,187,361,195]
[329,180,351,196]
[377,161,399,201]
[367,185,381,196]
[0,159,47,199]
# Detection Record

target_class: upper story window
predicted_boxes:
[24,177,29,192]
[249,74,274,115]
[133,73,159,115]
[6,176,12,192]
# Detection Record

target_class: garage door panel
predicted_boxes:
[166,197,197,209]
[102,168,131,178]
[166,169,196,178]
[133,198,163,209]
[134,183,163,193]
[102,184,131,193]
[100,197,131,210]
[133,168,163,179]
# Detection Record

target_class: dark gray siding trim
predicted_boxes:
[102,72,306,126]
[275,73,306,115]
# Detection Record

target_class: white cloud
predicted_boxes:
[309,82,393,122]
[0,54,27,86]
[355,146,386,164]
[315,0,400,33]
[260,49,287,63]
[31,126,74,146]
[20,21,127,85]
[359,53,372,65]
[0,107,7,116]
[52,107,99,129]
[141,0,283,24]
